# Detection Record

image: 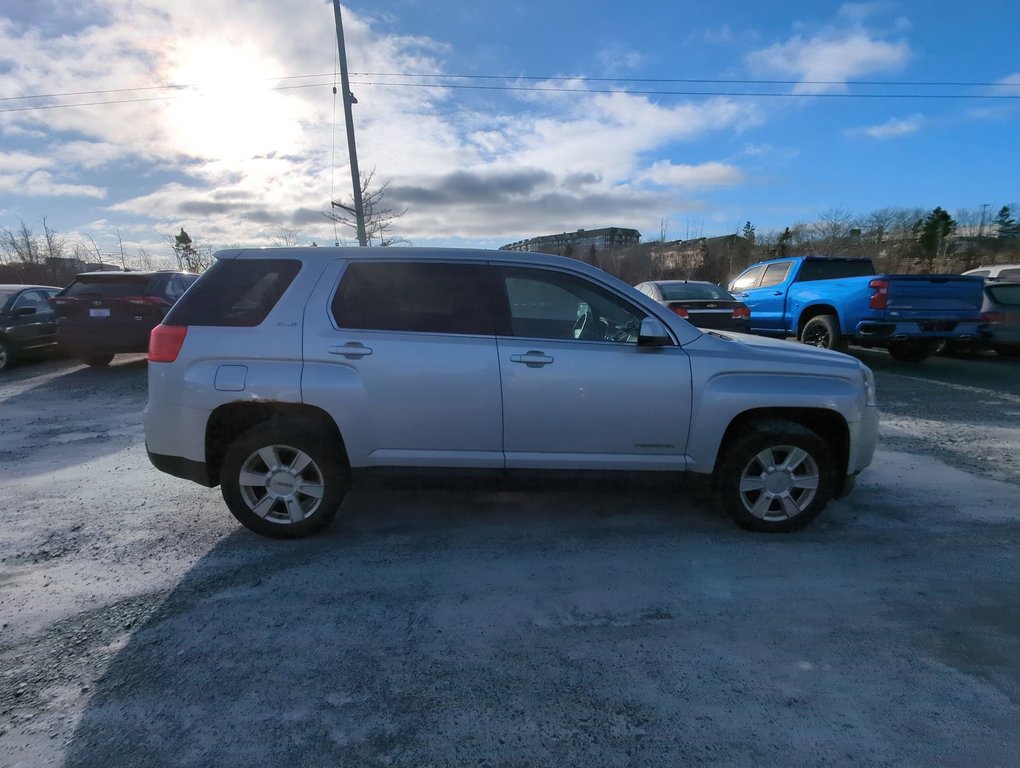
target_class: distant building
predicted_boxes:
[500,227,641,255]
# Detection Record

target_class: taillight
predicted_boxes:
[123,295,171,306]
[670,306,689,318]
[980,311,1005,324]
[149,325,187,362]
[732,306,750,320]
[869,279,888,310]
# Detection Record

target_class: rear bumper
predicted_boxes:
[57,323,153,353]
[147,447,216,487]
[854,319,984,341]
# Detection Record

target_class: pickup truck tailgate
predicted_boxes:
[885,275,984,313]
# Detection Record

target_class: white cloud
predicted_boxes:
[0,170,106,198]
[858,114,924,139]
[637,161,744,188]
[0,1,767,247]
[746,8,910,94]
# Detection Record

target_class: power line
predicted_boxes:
[1,72,1017,114]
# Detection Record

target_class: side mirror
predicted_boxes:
[14,307,37,317]
[637,317,671,347]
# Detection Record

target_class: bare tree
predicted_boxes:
[269,227,301,247]
[811,208,858,255]
[325,168,408,246]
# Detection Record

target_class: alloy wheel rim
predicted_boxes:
[238,444,326,525]
[737,444,820,520]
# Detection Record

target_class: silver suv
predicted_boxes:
[144,247,878,538]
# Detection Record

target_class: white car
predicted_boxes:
[143,247,878,538]
[963,263,1020,280]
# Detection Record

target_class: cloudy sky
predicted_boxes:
[1,0,1017,261]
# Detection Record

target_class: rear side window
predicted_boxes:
[796,259,875,282]
[331,262,497,335]
[164,259,301,327]
[998,268,1020,280]
[758,262,792,288]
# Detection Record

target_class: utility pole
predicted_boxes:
[331,0,368,246]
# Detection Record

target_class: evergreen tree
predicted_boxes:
[916,207,956,267]
[995,206,1020,239]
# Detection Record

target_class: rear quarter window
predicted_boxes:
[163,259,301,327]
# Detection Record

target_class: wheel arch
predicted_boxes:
[712,407,850,493]
[205,402,348,487]
[796,304,840,336]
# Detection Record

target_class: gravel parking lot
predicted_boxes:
[1,349,1018,767]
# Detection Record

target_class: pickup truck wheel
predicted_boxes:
[886,339,940,362]
[716,422,835,533]
[800,315,847,351]
[221,422,350,539]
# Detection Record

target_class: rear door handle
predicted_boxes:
[510,351,554,368]
[329,342,373,359]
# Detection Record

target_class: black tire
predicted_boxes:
[81,353,115,367]
[220,421,349,538]
[886,340,939,362]
[800,314,847,351]
[715,420,835,533]
[0,337,14,372]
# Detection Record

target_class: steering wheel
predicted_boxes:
[573,309,596,340]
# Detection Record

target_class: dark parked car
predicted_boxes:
[0,284,62,372]
[980,281,1020,357]
[634,279,751,332]
[51,270,198,366]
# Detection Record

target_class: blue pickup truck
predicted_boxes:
[728,256,985,361]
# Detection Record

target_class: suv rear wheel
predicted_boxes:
[716,421,835,533]
[220,422,350,538]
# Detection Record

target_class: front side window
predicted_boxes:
[498,267,645,343]
[730,265,764,291]
[332,261,496,335]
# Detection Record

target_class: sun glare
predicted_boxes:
[165,42,301,161]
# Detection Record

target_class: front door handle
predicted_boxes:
[510,351,554,368]
[772,290,783,296]
[329,342,373,359]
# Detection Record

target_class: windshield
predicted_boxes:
[659,282,733,301]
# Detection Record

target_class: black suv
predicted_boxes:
[51,270,198,366]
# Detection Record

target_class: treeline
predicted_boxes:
[0,219,213,285]
[740,204,1020,274]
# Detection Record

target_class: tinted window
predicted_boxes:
[659,282,732,301]
[987,284,1020,306]
[758,262,792,288]
[730,265,764,291]
[332,262,496,335]
[998,268,1020,280]
[796,259,875,282]
[13,290,51,312]
[63,274,152,297]
[498,267,645,343]
[165,259,301,327]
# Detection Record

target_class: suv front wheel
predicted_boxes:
[716,421,835,533]
[220,422,350,538]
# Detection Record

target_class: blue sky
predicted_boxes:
[0,0,1017,262]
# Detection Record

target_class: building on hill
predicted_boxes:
[500,227,641,257]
